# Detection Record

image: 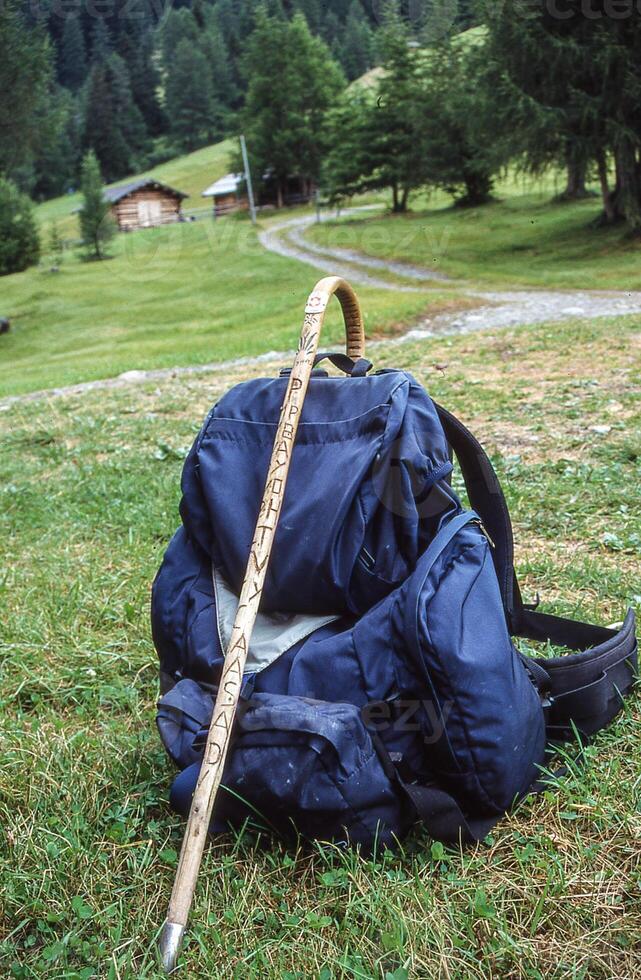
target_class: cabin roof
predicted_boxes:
[104,179,189,203]
[202,173,244,197]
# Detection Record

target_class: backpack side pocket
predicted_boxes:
[169,693,411,851]
[399,512,546,813]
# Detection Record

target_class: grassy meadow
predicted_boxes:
[1,312,640,978]
[0,217,447,399]
[308,188,641,291]
[3,157,641,400]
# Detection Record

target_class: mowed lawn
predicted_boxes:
[307,189,641,290]
[0,217,444,399]
[1,313,639,978]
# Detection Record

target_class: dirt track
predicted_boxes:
[260,209,641,338]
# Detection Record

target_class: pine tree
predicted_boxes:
[0,1,52,175]
[192,0,206,30]
[161,8,200,67]
[59,15,86,90]
[82,53,148,181]
[371,14,428,211]
[78,150,115,260]
[481,0,641,230]
[321,92,372,204]
[90,17,112,64]
[30,85,80,199]
[211,0,241,49]
[202,15,239,115]
[321,10,342,49]
[339,1,374,80]
[120,29,166,137]
[48,222,64,263]
[242,10,345,206]
[296,0,322,32]
[0,177,40,275]
[200,27,239,133]
[164,39,216,151]
[107,53,148,165]
[82,62,131,181]
[263,0,287,19]
[417,36,508,206]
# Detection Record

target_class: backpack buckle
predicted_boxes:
[540,693,555,714]
[523,592,541,612]
[387,751,417,783]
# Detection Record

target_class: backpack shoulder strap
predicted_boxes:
[433,402,638,741]
[434,401,517,624]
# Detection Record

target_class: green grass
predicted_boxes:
[2,158,640,401]
[309,185,641,290]
[34,139,235,237]
[1,313,639,978]
[0,218,443,398]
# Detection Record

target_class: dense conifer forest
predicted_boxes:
[3,0,641,234]
[5,1,376,195]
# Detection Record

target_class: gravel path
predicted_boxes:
[405,289,641,339]
[261,209,641,337]
[0,351,289,409]
[3,210,641,409]
[260,210,447,286]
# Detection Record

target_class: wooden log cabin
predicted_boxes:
[202,172,315,216]
[201,173,248,217]
[105,180,188,231]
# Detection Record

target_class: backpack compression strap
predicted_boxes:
[433,402,638,742]
[371,735,500,844]
[398,778,499,844]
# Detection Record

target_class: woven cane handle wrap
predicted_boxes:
[303,276,365,359]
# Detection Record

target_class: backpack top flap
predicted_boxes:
[179,367,457,616]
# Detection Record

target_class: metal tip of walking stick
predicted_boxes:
[159,920,185,974]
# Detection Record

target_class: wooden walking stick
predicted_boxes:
[159,276,365,972]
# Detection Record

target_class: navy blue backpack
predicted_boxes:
[152,283,637,850]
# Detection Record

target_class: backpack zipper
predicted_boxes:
[473,518,495,549]
[359,547,376,571]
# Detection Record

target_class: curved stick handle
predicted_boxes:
[159,277,364,972]
[304,275,365,360]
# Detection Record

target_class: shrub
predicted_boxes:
[48,222,64,263]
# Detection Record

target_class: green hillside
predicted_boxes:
[35,139,235,237]
[4,162,640,400]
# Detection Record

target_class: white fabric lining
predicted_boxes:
[212,565,341,674]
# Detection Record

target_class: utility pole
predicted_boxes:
[240,134,257,226]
